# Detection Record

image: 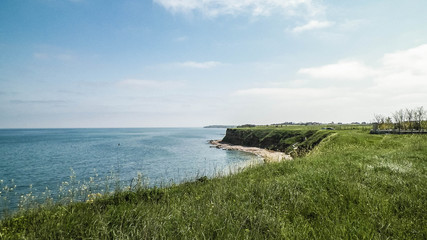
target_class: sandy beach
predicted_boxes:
[209,140,292,163]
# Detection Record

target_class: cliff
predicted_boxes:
[221,128,332,155]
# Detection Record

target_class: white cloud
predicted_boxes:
[228,86,365,123]
[174,36,189,42]
[177,61,222,69]
[229,43,427,123]
[298,60,375,80]
[292,20,334,33]
[145,61,224,71]
[154,0,322,17]
[372,44,427,95]
[117,79,184,89]
[337,19,367,31]
[234,87,331,99]
[381,44,427,75]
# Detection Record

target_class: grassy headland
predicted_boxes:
[1,127,426,239]
[221,127,334,156]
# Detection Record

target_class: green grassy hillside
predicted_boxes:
[1,129,426,239]
[222,127,333,156]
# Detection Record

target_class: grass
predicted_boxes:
[237,124,372,131]
[222,127,334,155]
[1,129,426,239]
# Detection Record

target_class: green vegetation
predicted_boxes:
[238,124,372,131]
[222,127,336,156]
[1,128,426,239]
[374,106,427,132]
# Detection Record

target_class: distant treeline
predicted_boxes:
[204,125,236,129]
[373,106,426,133]
[236,122,369,128]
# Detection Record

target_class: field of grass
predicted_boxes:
[1,128,426,239]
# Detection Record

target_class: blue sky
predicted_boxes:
[1,0,427,127]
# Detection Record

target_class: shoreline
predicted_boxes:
[209,140,292,163]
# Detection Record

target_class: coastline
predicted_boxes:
[209,140,292,163]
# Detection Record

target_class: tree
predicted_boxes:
[393,109,405,133]
[373,114,385,130]
[373,106,425,134]
[415,106,426,132]
[405,108,414,131]
[385,117,393,130]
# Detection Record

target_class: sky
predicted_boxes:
[1,0,427,128]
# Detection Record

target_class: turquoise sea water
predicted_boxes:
[0,128,260,215]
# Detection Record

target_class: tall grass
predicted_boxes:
[1,131,426,239]
[0,168,126,219]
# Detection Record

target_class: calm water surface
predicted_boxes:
[0,128,261,214]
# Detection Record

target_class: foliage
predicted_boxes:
[374,106,426,131]
[222,127,334,155]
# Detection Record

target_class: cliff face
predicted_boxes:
[221,128,260,146]
[221,128,332,154]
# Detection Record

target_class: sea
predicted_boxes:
[0,128,261,217]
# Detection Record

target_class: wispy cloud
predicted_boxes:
[292,20,334,33]
[296,43,427,91]
[337,19,367,31]
[177,61,222,69]
[10,100,68,104]
[373,43,427,94]
[144,61,224,71]
[173,36,189,42]
[298,60,375,80]
[154,0,322,18]
[117,79,185,89]
[381,44,427,75]
[230,43,427,122]
[234,87,332,99]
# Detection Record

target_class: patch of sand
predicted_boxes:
[209,140,292,163]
